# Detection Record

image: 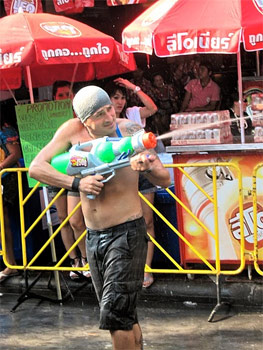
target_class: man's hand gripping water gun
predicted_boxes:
[51,130,157,199]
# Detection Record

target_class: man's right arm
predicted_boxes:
[29,119,78,190]
[29,119,104,196]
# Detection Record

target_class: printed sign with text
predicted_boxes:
[16,100,73,187]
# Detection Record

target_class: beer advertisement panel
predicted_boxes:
[174,153,263,264]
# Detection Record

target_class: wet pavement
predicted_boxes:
[0,291,262,350]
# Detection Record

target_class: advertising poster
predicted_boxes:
[175,154,263,263]
[15,99,73,187]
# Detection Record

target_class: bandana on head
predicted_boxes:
[73,86,112,123]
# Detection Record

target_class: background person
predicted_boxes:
[104,78,159,288]
[29,85,171,350]
[49,81,90,280]
[104,77,157,127]
[180,61,220,112]
[0,116,22,282]
[127,66,154,108]
[224,91,253,137]
[169,63,186,111]
[150,72,179,138]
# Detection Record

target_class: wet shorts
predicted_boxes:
[139,173,157,194]
[47,185,80,198]
[86,217,149,331]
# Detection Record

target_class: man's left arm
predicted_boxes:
[121,120,171,188]
[130,150,171,188]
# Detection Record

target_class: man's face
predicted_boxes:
[54,86,73,101]
[153,74,164,88]
[198,65,210,80]
[132,68,143,81]
[174,65,183,80]
[84,104,116,136]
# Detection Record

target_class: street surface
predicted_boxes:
[0,291,262,350]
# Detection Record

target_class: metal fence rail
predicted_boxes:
[252,163,263,276]
[0,164,262,316]
[1,165,262,273]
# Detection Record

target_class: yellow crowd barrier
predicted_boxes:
[141,162,246,276]
[252,163,263,276]
[0,164,262,277]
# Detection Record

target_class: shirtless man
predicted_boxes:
[29,86,170,350]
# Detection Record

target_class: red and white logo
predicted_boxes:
[229,202,263,250]
[10,0,39,14]
[253,0,263,15]
[40,22,81,38]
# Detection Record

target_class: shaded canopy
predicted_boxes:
[0,12,136,90]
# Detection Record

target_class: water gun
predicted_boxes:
[51,129,157,199]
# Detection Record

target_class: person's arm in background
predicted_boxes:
[168,85,179,113]
[188,100,218,112]
[180,90,191,112]
[114,77,157,120]
[0,143,21,170]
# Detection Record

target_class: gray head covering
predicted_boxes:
[73,85,112,123]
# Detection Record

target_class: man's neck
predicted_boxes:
[85,126,117,140]
[200,77,210,88]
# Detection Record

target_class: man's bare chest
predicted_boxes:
[70,127,91,147]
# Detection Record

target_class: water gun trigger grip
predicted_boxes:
[86,170,115,200]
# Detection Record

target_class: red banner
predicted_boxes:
[53,0,75,12]
[107,0,147,6]
[82,0,94,6]
[64,0,84,13]
[53,0,93,13]
[4,0,43,14]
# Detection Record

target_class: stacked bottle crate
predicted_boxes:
[251,94,263,142]
[170,110,233,145]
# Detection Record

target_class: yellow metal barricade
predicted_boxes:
[1,162,262,277]
[0,168,88,274]
[0,168,26,271]
[141,162,246,276]
[252,163,263,276]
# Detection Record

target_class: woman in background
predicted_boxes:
[104,78,159,288]
[224,92,253,137]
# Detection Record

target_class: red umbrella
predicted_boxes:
[122,0,263,55]
[122,0,263,143]
[0,12,136,99]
